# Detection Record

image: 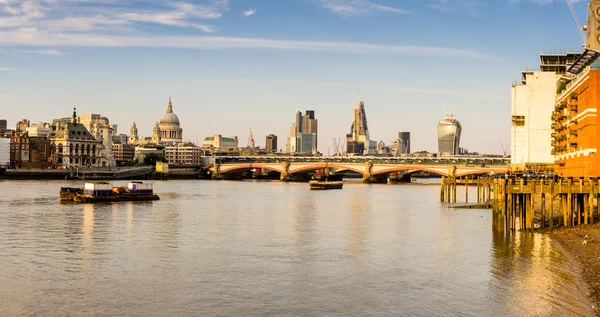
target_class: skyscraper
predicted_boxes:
[0,119,6,131]
[437,113,462,156]
[346,97,374,155]
[398,132,410,154]
[286,110,318,154]
[266,134,278,152]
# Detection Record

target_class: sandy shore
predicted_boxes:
[550,223,600,316]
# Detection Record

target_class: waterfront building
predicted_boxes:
[511,53,580,170]
[286,110,318,154]
[202,135,238,150]
[79,113,116,167]
[266,134,278,152]
[346,97,376,155]
[0,119,6,131]
[112,143,135,166]
[165,142,201,165]
[113,133,128,145]
[159,97,183,144]
[437,112,462,156]
[0,137,8,166]
[553,59,600,176]
[50,108,102,168]
[550,2,600,177]
[398,132,410,154]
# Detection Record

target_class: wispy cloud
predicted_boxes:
[243,9,256,17]
[0,0,226,34]
[0,67,13,71]
[19,49,63,55]
[316,0,408,16]
[0,28,493,59]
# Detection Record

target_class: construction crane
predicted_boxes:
[565,0,586,44]
[350,90,362,102]
[247,127,255,148]
[500,141,507,157]
[333,138,341,156]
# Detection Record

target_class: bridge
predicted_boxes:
[205,155,510,182]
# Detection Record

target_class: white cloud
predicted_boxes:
[243,9,256,17]
[0,27,493,59]
[316,0,408,16]
[0,0,224,34]
[367,83,504,100]
[19,48,62,55]
[0,67,13,71]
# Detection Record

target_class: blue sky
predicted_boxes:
[0,0,590,154]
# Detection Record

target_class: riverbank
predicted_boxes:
[551,223,600,316]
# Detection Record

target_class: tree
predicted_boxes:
[143,153,166,166]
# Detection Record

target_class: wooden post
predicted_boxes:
[528,193,534,231]
[549,181,554,230]
[585,194,589,225]
[541,192,546,229]
[440,177,445,203]
[477,178,481,202]
[567,179,572,227]
[452,178,457,203]
[465,176,469,203]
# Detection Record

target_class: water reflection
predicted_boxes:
[489,231,593,316]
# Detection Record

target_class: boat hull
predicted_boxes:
[309,181,344,190]
[73,193,160,203]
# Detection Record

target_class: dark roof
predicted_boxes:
[54,122,96,140]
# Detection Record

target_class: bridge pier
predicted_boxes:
[280,161,291,182]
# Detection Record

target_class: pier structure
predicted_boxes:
[439,174,492,204]
[490,178,599,232]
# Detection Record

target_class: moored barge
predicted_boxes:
[309,180,344,190]
[60,181,159,203]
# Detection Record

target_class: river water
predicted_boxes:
[0,179,595,317]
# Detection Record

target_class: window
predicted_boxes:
[512,115,525,126]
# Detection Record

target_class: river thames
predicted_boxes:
[0,179,595,316]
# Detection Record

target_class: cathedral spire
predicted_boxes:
[167,96,173,113]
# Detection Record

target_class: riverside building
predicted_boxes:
[511,52,580,171]
[551,1,600,177]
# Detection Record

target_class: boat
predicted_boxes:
[309,180,344,190]
[60,181,160,203]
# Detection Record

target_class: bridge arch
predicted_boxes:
[214,163,284,174]
[371,166,450,177]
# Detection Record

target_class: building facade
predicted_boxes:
[0,137,9,166]
[51,109,103,167]
[266,134,278,152]
[511,53,580,169]
[552,60,600,177]
[165,143,201,165]
[0,119,7,131]
[79,113,115,167]
[112,143,135,166]
[203,135,238,149]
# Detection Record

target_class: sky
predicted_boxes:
[0,0,591,155]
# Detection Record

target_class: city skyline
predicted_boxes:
[0,0,591,154]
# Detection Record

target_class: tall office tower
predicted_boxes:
[346,97,372,155]
[0,119,6,131]
[266,134,278,152]
[437,113,462,156]
[398,132,410,154]
[286,110,318,154]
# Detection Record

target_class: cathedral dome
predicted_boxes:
[160,112,180,125]
[160,97,180,124]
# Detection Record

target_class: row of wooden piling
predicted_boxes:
[491,178,599,232]
[440,176,492,203]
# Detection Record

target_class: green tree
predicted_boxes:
[143,153,166,166]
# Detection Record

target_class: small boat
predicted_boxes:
[60,181,160,203]
[309,180,344,190]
